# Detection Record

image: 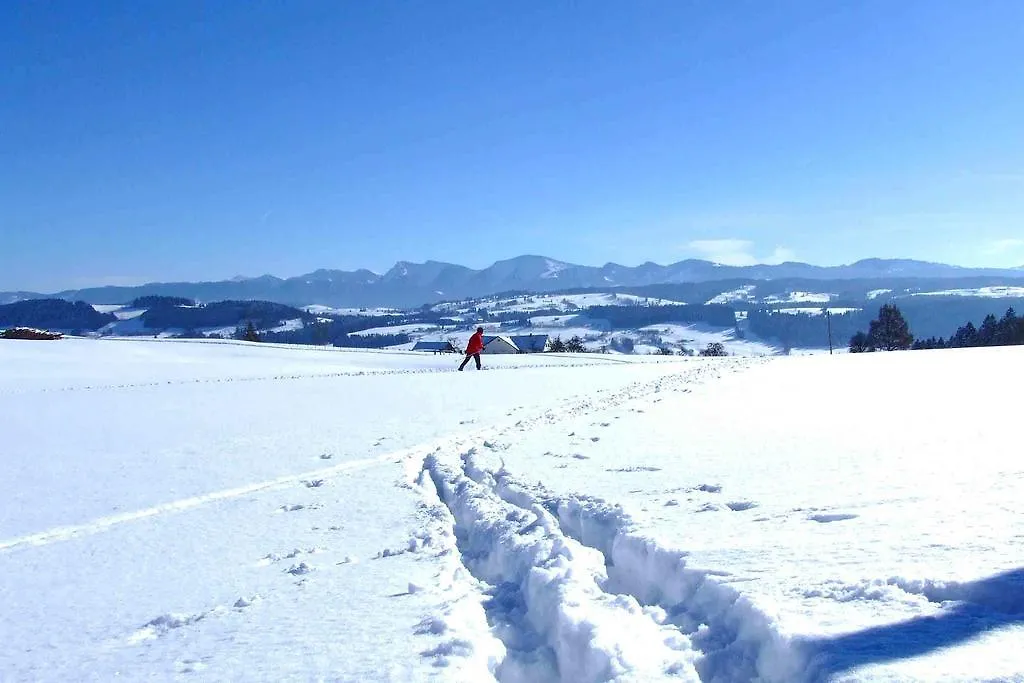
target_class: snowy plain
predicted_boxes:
[1,338,1021,682]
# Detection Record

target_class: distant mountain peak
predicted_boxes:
[6,255,1024,310]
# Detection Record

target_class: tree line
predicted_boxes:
[0,299,115,331]
[850,304,1024,352]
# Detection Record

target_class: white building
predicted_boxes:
[482,335,520,354]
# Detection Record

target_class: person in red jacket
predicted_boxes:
[459,327,485,371]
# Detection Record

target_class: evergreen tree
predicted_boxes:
[911,336,946,350]
[995,308,1018,345]
[242,321,260,342]
[978,314,999,346]
[565,335,587,353]
[867,304,914,351]
[951,321,978,348]
[546,336,567,353]
[699,342,728,357]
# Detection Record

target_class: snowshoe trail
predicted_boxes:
[419,449,807,682]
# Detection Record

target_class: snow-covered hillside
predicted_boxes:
[430,292,689,319]
[1,338,1021,681]
[910,286,1024,298]
[416,292,789,356]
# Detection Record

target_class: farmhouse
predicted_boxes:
[482,335,519,354]
[510,334,549,353]
[411,340,458,354]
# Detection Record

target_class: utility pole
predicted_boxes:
[826,310,834,354]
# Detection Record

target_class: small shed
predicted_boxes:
[510,334,549,353]
[482,335,520,354]
[412,340,458,354]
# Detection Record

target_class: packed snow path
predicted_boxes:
[1,339,1022,681]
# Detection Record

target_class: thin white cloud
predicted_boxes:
[686,239,796,266]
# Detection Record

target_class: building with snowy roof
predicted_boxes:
[482,335,520,354]
[509,334,549,353]
[411,340,459,354]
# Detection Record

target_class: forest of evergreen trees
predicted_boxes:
[130,295,195,308]
[142,300,312,330]
[848,305,1024,352]
[0,299,115,331]
[911,308,1024,349]
[749,298,1024,350]
[256,318,409,348]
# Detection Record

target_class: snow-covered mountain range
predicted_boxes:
[5,255,1024,308]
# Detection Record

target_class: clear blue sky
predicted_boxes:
[3,1,1023,291]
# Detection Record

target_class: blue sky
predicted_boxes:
[3,1,1023,291]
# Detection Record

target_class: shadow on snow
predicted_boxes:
[800,567,1024,680]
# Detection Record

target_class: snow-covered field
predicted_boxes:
[773,307,861,316]
[910,286,1024,298]
[762,291,833,304]
[304,305,404,317]
[706,285,757,305]
[2,339,1022,682]
[435,292,685,315]
[639,323,778,356]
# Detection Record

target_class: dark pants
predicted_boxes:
[459,353,481,371]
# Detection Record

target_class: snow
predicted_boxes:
[440,292,685,315]
[773,307,861,316]
[540,258,570,279]
[91,303,140,316]
[910,286,1024,298]
[266,317,305,333]
[304,305,403,317]
[349,322,446,337]
[866,289,892,300]
[762,291,833,304]
[639,323,778,356]
[706,285,757,305]
[2,339,1022,681]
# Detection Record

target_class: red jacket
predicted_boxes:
[466,331,485,355]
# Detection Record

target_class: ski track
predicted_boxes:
[405,359,816,682]
[0,448,400,553]
[7,356,768,682]
[1,360,738,555]
[410,357,1024,682]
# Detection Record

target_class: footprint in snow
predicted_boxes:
[257,553,281,567]
[590,436,601,442]
[607,466,662,473]
[285,563,314,576]
[809,513,859,523]
[319,453,333,460]
[726,501,759,512]
[303,479,327,488]
[233,594,261,609]
[277,503,322,513]
[571,454,590,460]
[176,658,209,674]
